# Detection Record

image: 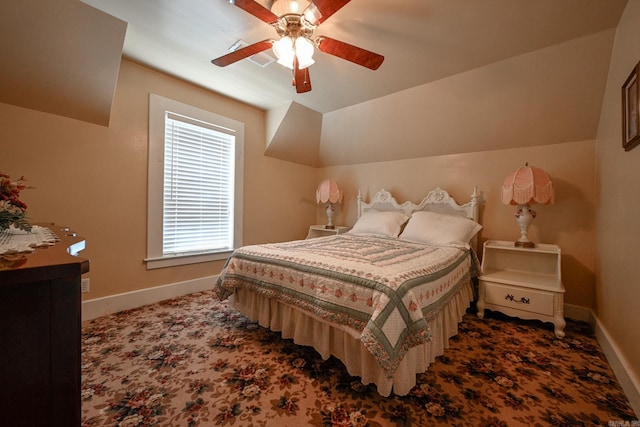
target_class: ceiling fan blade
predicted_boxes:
[211,39,273,67]
[316,36,384,70]
[306,0,351,24]
[233,0,278,24]
[293,57,312,93]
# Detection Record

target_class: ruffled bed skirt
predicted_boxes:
[232,281,474,397]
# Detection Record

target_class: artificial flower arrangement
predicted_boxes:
[0,172,32,232]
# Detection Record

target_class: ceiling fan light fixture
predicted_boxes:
[277,57,295,69]
[272,35,315,70]
[295,37,315,69]
[270,0,311,16]
[303,3,321,24]
[213,0,384,93]
[273,36,295,69]
[296,55,314,69]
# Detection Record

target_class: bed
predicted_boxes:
[214,187,482,396]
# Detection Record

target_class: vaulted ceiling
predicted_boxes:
[0,0,630,164]
[80,0,629,115]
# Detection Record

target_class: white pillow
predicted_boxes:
[399,211,482,246]
[349,210,409,238]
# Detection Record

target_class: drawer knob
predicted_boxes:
[505,294,530,304]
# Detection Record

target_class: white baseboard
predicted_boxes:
[563,303,595,325]
[594,316,640,417]
[81,275,218,321]
[564,303,640,415]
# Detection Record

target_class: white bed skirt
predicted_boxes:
[232,281,474,397]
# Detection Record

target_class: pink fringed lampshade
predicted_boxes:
[316,179,342,229]
[502,165,554,206]
[501,164,554,248]
[316,179,343,204]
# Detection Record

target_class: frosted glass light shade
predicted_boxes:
[272,36,315,70]
[272,37,295,69]
[271,0,311,16]
[295,37,315,69]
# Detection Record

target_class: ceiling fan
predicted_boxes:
[211,0,384,93]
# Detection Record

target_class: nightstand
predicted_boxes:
[477,240,566,338]
[306,225,351,239]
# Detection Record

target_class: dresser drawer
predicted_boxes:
[482,281,555,317]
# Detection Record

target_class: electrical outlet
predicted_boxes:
[81,278,90,293]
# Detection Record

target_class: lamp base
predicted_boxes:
[325,203,335,230]
[514,204,537,249]
[514,240,535,248]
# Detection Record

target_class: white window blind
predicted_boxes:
[162,112,235,256]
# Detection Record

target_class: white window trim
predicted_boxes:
[146,94,244,269]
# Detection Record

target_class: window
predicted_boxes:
[146,94,244,269]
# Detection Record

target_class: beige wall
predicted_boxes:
[319,140,596,309]
[595,0,640,390]
[0,59,317,300]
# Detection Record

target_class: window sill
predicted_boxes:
[145,251,232,270]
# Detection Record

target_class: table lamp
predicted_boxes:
[316,179,342,229]
[501,163,554,248]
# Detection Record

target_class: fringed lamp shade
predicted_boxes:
[501,164,554,248]
[316,179,342,229]
[502,165,554,206]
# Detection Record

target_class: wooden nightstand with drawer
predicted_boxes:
[477,240,566,338]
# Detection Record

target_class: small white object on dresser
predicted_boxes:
[306,225,351,239]
[477,240,566,338]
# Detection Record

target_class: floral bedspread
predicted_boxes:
[215,233,478,378]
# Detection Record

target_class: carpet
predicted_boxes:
[81,290,637,426]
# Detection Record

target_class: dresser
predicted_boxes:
[0,225,89,426]
[476,240,565,338]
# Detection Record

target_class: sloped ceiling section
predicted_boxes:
[319,29,617,167]
[0,0,126,126]
[265,101,322,166]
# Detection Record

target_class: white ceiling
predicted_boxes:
[80,0,630,115]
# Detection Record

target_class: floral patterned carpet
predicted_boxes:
[81,290,637,426]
